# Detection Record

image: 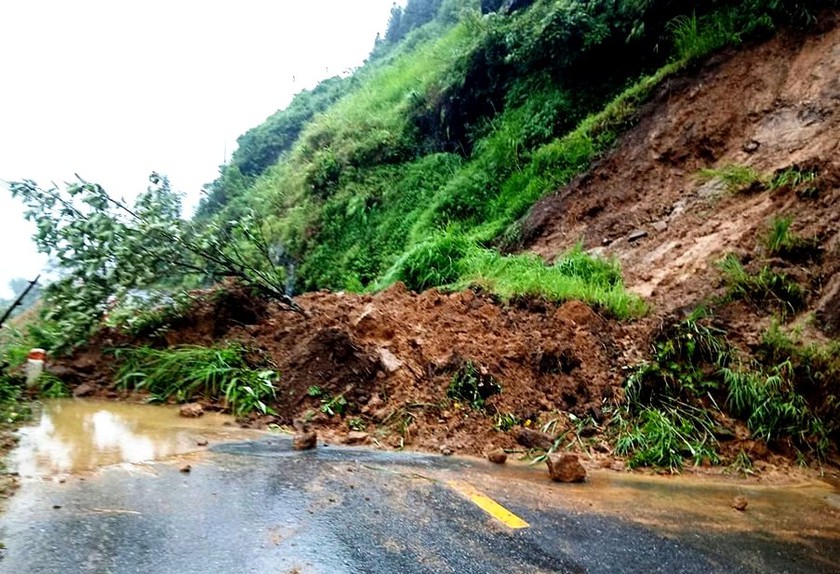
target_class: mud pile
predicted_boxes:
[63,283,629,456]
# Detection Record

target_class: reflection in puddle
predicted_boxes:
[11,399,256,477]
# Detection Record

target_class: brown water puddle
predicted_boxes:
[10,399,260,477]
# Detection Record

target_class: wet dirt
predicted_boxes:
[9,399,261,478]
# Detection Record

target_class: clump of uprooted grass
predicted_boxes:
[113,344,277,416]
[386,232,646,319]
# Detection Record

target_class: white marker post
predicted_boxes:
[25,348,46,388]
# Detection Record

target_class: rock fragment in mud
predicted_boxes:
[293,431,318,451]
[179,464,192,474]
[547,453,587,483]
[179,403,204,418]
[72,383,95,398]
[378,348,403,373]
[487,448,507,464]
[344,431,369,445]
[628,229,648,242]
[440,445,453,456]
[514,427,555,451]
[732,496,748,511]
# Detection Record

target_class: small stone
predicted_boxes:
[372,407,390,423]
[547,453,587,483]
[609,460,626,472]
[378,348,403,373]
[628,229,648,242]
[196,439,209,447]
[732,496,748,511]
[652,220,668,232]
[743,140,760,153]
[440,446,453,456]
[179,403,204,418]
[514,428,555,451]
[72,383,95,398]
[179,464,191,474]
[487,448,507,464]
[344,431,369,445]
[293,431,318,451]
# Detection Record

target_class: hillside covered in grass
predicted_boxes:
[194,0,829,310]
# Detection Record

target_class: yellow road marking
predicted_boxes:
[446,480,529,529]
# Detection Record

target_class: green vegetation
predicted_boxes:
[384,235,645,317]
[698,164,763,194]
[447,360,501,411]
[320,393,348,416]
[10,175,300,354]
[618,309,831,470]
[763,216,819,260]
[493,412,522,432]
[36,372,70,399]
[189,0,825,305]
[769,165,819,192]
[114,344,278,416]
[718,254,805,315]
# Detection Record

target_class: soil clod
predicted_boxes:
[487,448,507,464]
[293,431,317,451]
[179,403,204,418]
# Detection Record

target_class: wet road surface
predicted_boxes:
[0,401,838,573]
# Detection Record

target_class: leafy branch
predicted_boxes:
[7,173,305,352]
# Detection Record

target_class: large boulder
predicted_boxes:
[546,453,587,483]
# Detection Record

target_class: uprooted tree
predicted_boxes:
[9,173,303,353]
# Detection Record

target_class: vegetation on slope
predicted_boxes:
[198,0,830,299]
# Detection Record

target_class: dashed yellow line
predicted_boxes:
[446,480,529,529]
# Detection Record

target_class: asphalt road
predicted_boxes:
[1,435,838,573]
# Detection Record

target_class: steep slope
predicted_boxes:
[524,20,840,320]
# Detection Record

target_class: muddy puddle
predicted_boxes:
[10,399,260,477]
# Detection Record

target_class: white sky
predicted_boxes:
[0,0,398,299]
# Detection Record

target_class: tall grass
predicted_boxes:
[114,344,278,416]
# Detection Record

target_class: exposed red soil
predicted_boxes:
[63,282,630,457]
[523,21,840,322]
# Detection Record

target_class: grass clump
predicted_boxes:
[393,229,472,292]
[456,245,647,319]
[698,164,763,194]
[763,216,820,261]
[618,310,831,470]
[447,360,501,411]
[768,166,818,194]
[718,254,805,315]
[114,344,278,416]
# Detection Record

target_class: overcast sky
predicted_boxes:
[0,0,398,299]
